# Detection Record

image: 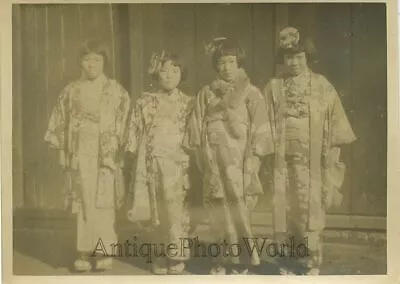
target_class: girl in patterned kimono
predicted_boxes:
[44,39,131,272]
[126,51,193,275]
[184,38,274,275]
[263,27,357,275]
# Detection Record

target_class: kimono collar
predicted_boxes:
[211,68,249,97]
[283,68,311,83]
[210,68,250,109]
[80,73,107,85]
[157,88,181,101]
[284,69,312,95]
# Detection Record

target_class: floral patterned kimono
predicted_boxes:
[44,74,131,253]
[126,89,193,261]
[263,70,356,270]
[183,69,274,266]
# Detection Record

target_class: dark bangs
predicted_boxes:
[78,39,109,67]
[151,52,187,82]
[211,38,246,70]
[276,37,318,65]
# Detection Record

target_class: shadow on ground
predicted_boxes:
[13,222,386,275]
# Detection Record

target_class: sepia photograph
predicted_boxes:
[3,0,398,281]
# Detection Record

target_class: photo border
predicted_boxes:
[1,0,398,283]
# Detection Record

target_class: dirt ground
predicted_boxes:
[13,227,386,275]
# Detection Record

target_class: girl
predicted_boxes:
[263,27,356,275]
[183,38,274,275]
[44,39,131,272]
[126,51,193,275]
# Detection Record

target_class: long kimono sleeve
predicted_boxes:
[325,79,357,146]
[322,76,356,209]
[182,88,207,151]
[246,87,275,157]
[242,87,275,198]
[98,82,131,171]
[262,81,277,140]
[125,99,144,155]
[182,88,208,171]
[114,88,131,170]
[115,87,131,149]
[44,86,71,168]
[261,81,278,181]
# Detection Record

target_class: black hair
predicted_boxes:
[151,52,187,83]
[211,38,247,71]
[78,39,109,67]
[276,34,318,65]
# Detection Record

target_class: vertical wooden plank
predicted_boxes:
[43,4,50,208]
[316,3,353,215]
[274,3,288,76]
[22,5,39,208]
[127,4,143,100]
[288,4,317,37]
[88,4,115,78]
[32,6,40,208]
[161,4,196,96]
[252,3,275,89]
[99,4,115,79]
[142,4,164,90]
[42,4,76,209]
[46,5,66,115]
[22,4,43,208]
[60,5,65,79]
[79,4,96,40]
[45,6,50,117]
[62,5,81,84]
[350,3,387,216]
[35,4,48,208]
[77,5,82,39]
[41,4,66,209]
[275,3,289,47]
[194,4,218,89]
[12,4,24,209]
[116,4,133,93]
[110,4,122,82]
[252,3,276,213]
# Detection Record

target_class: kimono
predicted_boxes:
[126,89,193,262]
[183,68,274,266]
[263,70,356,269]
[44,74,131,253]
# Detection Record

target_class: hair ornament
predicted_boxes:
[148,50,166,75]
[204,37,227,56]
[279,27,300,49]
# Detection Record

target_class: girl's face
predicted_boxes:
[81,53,104,80]
[158,60,181,92]
[217,55,239,82]
[283,52,308,76]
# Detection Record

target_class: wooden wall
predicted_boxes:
[12,3,387,222]
[12,4,127,210]
[124,4,279,101]
[287,3,387,216]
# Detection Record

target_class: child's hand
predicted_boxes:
[245,195,258,210]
